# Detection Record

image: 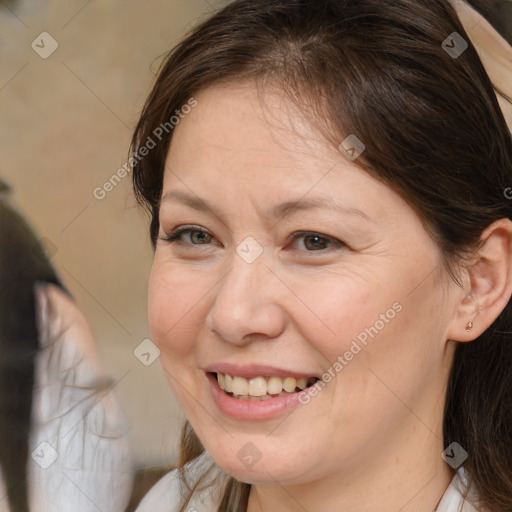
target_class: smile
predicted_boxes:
[206,369,321,420]
[215,372,319,400]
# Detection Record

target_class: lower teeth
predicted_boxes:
[228,390,298,400]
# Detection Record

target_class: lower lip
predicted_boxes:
[207,373,306,421]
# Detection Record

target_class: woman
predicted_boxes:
[131,0,512,510]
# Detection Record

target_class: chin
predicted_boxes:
[205,440,310,485]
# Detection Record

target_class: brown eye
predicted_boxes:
[303,234,329,250]
[188,230,212,244]
[162,227,213,245]
[290,232,343,251]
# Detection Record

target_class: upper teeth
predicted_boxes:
[216,372,314,397]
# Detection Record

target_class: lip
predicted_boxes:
[203,363,319,380]
[206,372,309,421]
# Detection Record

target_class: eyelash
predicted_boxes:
[159,226,345,252]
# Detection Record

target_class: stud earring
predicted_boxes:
[465,321,473,332]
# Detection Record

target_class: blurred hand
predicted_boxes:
[27,282,133,512]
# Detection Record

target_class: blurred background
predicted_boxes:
[0,0,229,477]
[0,1,510,508]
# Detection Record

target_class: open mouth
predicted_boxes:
[210,372,320,401]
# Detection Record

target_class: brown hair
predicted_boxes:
[130,0,512,510]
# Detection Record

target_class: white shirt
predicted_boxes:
[136,451,481,512]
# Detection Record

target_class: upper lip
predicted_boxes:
[204,363,320,380]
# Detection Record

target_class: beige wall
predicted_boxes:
[0,0,226,466]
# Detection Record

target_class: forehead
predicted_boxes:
[161,81,410,227]
[170,83,327,163]
[165,82,360,187]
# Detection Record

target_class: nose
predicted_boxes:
[205,249,287,346]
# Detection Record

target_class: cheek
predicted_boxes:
[147,260,210,407]
[289,270,388,359]
[296,263,441,396]
[147,258,207,358]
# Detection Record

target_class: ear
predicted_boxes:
[447,218,512,342]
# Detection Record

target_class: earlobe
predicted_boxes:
[447,218,512,343]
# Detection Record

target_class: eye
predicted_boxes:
[160,226,214,245]
[289,231,344,252]
[159,226,345,252]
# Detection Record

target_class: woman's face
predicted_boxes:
[148,81,460,485]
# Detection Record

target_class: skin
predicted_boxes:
[148,81,512,511]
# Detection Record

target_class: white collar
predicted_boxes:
[436,467,480,512]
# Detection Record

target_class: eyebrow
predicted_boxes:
[160,190,374,223]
